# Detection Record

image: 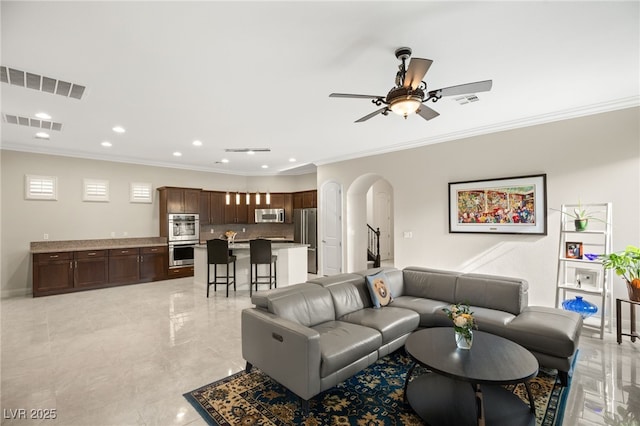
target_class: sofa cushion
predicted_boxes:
[268,286,335,327]
[312,320,382,378]
[390,296,451,327]
[365,271,394,308]
[251,282,318,309]
[325,282,365,318]
[402,267,459,303]
[455,273,528,315]
[504,306,582,358]
[467,306,517,336]
[339,306,419,344]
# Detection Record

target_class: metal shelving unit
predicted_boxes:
[554,203,612,339]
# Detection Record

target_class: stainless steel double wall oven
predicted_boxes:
[168,213,199,267]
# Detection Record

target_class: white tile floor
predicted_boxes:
[1,277,638,425]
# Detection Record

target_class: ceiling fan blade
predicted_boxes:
[429,80,493,98]
[355,107,388,123]
[329,93,384,99]
[403,58,433,89]
[417,104,440,121]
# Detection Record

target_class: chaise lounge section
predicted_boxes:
[241,266,582,407]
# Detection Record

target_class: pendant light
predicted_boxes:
[236,192,240,205]
[246,192,250,205]
[225,192,230,205]
[256,192,261,205]
[266,191,271,205]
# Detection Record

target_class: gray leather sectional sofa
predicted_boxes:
[241,266,582,407]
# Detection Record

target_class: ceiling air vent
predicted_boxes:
[3,114,63,131]
[0,66,86,100]
[455,94,479,105]
[224,148,271,153]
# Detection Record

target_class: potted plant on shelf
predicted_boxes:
[553,201,606,231]
[600,245,640,301]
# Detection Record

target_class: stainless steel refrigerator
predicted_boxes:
[294,208,317,274]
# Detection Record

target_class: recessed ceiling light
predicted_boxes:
[192,140,202,147]
[35,132,50,139]
[112,126,126,133]
[101,141,112,147]
[173,152,182,157]
[261,165,269,169]
[35,112,51,120]
[289,158,297,162]
[221,158,229,163]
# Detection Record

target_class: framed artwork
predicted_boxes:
[566,242,584,259]
[448,174,547,235]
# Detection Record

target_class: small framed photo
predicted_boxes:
[566,242,583,259]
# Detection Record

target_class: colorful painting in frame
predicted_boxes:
[449,174,547,235]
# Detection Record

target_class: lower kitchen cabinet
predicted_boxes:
[74,250,108,289]
[167,265,194,279]
[32,245,171,297]
[109,248,141,285]
[33,252,74,296]
[140,246,168,281]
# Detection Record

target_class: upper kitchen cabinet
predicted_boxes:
[158,187,201,214]
[269,193,285,209]
[284,193,293,224]
[293,190,317,209]
[224,193,249,224]
[200,191,225,225]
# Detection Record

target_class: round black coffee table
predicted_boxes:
[404,328,538,426]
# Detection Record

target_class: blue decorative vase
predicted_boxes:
[562,296,598,318]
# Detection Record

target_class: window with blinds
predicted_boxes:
[83,179,109,202]
[25,175,58,200]
[130,182,153,203]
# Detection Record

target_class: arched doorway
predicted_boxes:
[346,174,394,272]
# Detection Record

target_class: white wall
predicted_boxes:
[317,107,640,308]
[0,150,316,297]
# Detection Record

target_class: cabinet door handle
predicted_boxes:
[88,252,96,256]
[75,261,78,268]
[139,256,143,263]
[50,255,59,259]
[121,250,128,254]
[70,261,73,269]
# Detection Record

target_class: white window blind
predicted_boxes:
[83,179,109,202]
[130,182,153,203]
[25,175,57,200]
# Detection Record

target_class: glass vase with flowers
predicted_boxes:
[443,303,477,349]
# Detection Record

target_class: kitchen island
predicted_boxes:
[194,241,309,292]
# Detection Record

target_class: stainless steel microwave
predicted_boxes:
[255,208,285,223]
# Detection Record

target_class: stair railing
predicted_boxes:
[367,224,381,268]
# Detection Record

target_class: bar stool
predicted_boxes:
[207,238,236,297]
[249,239,277,296]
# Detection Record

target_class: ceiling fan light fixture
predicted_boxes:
[389,98,421,117]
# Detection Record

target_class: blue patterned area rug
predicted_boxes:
[184,350,572,426]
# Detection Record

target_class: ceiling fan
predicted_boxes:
[329,47,492,123]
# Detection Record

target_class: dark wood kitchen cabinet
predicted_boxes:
[139,246,168,282]
[74,250,108,289]
[108,248,140,285]
[269,193,285,209]
[293,190,317,209]
[284,193,293,223]
[224,193,249,224]
[33,252,74,296]
[158,187,201,214]
[200,191,225,225]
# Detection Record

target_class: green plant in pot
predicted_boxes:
[553,202,606,231]
[600,245,640,302]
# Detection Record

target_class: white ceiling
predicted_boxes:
[1,1,638,176]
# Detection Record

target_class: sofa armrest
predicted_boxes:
[241,308,322,400]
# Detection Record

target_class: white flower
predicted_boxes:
[454,316,468,328]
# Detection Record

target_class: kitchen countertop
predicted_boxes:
[30,237,168,253]
[195,242,307,250]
